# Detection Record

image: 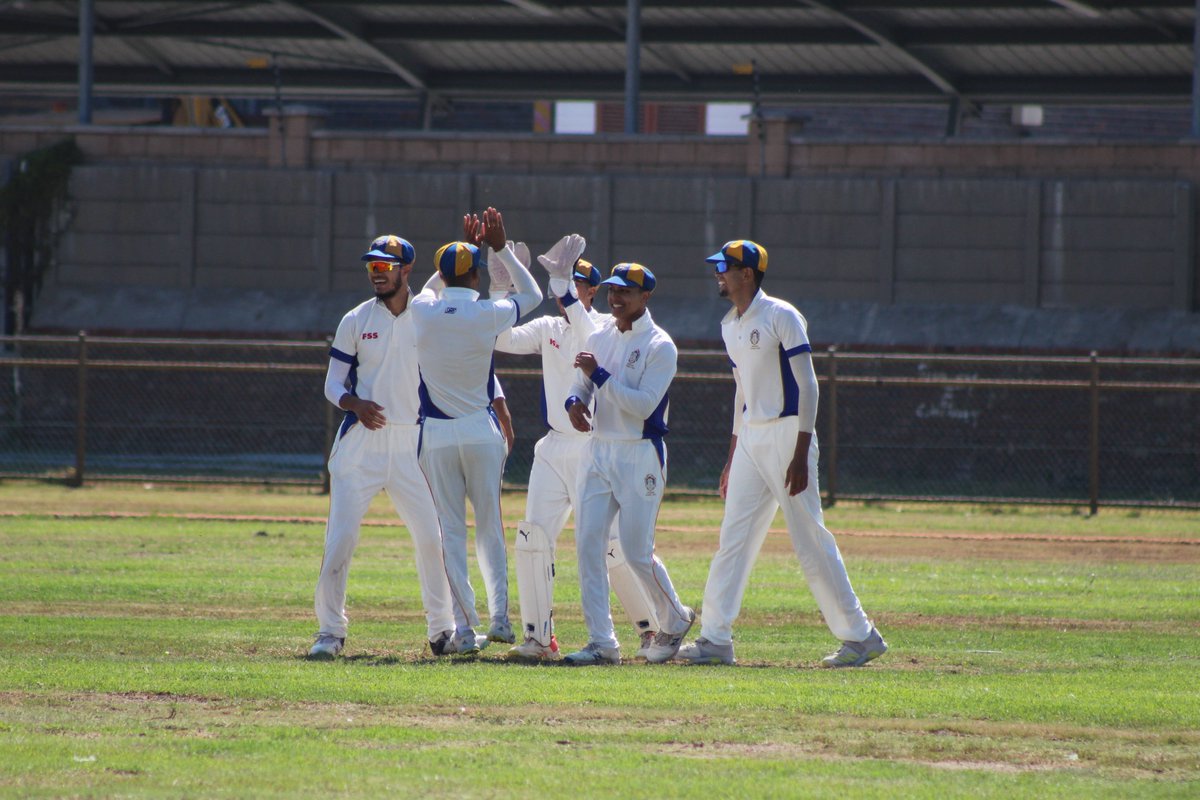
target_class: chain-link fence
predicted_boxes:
[1,335,1197,508]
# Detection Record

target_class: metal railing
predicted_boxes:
[2,334,1198,509]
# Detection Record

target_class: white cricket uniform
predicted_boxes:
[497,288,668,641]
[567,309,692,649]
[496,288,601,539]
[412,246,540,634]
[700,289,872,646]
[316,296,455,641]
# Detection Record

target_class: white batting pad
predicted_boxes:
[515,521,555,646]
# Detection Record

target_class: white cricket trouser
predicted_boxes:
[524,430,664,624]
[575,437,690,649]
[418,408,509,633]
[316,422,455,640]
[699,416,872,646]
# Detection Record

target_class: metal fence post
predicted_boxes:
[826,345,838,507]
[321,335,334,494]
[73,330,88,487]
[1088,350,1100,515]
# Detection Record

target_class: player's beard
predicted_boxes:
[374,282,399,301]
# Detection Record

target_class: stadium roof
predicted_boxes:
[0,1,1195,112]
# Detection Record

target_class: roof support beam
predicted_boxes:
[79,0,94,123]
[269,0,427,92]
[1192,0,1200,136]
[797,0,972,135]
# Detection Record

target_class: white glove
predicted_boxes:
[537,234,587,283]
[488,242,513,292]
[512,241,531,270]
[548,277,576,300]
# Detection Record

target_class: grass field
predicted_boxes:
[1,481,1198,798]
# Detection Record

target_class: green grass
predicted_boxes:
[1,483,1198,798]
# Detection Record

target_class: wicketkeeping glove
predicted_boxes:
[488,242,514,292]
[537,234,587,283]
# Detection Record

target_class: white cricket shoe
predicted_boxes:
[676,637,736,666]
[820,627,888,668]
[488,617,516,644]
[635,630,656,659]
[563,642,621,666]
[453,629,487,655]
[508,635,561,661]
[308,633,344,659]
[642,607,695,664]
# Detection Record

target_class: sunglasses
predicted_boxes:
[713,261,747,274]
[366,260,400,273]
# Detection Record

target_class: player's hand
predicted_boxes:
[574,351,598,377]
[462,213,483,246]
[538,234,586,282]
[568,400,592,433]
[481,207,507,252]
[719,462,732,500]
[783,456,808,496]
[348,398,386,430]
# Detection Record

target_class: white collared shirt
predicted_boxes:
[410,247,540,419]
[568,308,675,442]
[496,288,605,436]
[722,289,818,434]
[327,297,422,426]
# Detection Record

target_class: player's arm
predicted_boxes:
[495,316,544,354]
[581,337,677,419]
[493,395,515,454]
[720,365,745,500]
[565,339,598,432]
[778,309,818,496]
[480,208,542,321]
[559,282,598,350]
[326,317,386,429]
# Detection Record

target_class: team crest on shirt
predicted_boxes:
[549,337,560,350]
[750,329,760,349]
[626,348,641,368]
[644,473,657,496]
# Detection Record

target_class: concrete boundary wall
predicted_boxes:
[37,165,1196,348]
[56,166,1192,308]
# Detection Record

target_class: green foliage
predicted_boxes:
[0,138,83,332]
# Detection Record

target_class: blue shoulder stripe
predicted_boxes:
[329,347,356,365]
[784,343,812,358]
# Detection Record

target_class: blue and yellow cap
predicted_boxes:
[706,239,768,273]
[435,241,481,279]
[601,262,656,292]
[362,234,415,265]
[572,258,601,286]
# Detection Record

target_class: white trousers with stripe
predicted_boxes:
[418,408,509,634]
[574,437,690,650]
[699,416,872,646]
[316,422,455,640]
[524,429,665,631]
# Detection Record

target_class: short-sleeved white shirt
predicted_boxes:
[329,298,422,426]
[721,289,813,425]
[411,286,523,419]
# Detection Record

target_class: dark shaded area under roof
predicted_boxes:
[0,0,1194,120]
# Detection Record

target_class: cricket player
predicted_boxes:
[412,207,543,655]
[677,240,886,667]
[492,236,664,661]
[562,263,695,666]
[310,234,457,659]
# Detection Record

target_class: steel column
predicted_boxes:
[78,0,94,124]
[624,0,641,134]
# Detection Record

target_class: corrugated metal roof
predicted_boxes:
[0,0,1192,106]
